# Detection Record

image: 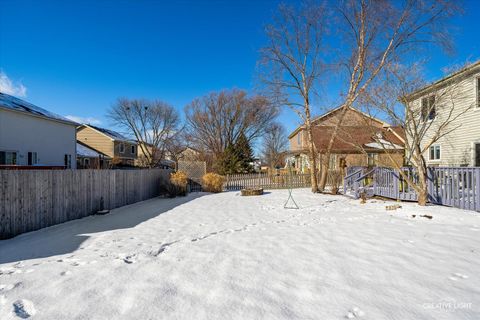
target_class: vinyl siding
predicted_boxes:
[77,126,114,157]
[114,141,137,159]
[0,108,76,168]
[411,69,480,166]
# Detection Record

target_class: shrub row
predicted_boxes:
[165,171,225,197]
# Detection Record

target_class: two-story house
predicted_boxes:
[405,60,480,167]
[76,124,137,167]
[288,106,405,172]
[0,93,77,168]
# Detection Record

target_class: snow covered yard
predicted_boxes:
[0,189,479,320]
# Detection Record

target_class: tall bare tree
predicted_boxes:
[262,123,288,170]
[359,62,475,205]
[184,89,278,170]
[317,0,459,191]
[108,98,180,168]
[259,1,327,192]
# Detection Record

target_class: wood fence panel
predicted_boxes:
[224,172,313,191]
[0,169,171,239]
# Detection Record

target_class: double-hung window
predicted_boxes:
[64,154,72,168]
[0,151,17,165]
[367,153,378,167]
[476,77,480,108]
[421,96,436,121]
[28,152,38,165]
[429,145,441,161]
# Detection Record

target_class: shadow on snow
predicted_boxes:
[0,193,206,264]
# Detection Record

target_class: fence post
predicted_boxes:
[427,167,434,204]
[476,169,480,212]
[393,169,399,200]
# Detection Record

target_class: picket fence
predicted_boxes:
[344,166,480,212]
[0,169,171,239]
[224,172,311,190]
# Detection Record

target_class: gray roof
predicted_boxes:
[0,92,78,125]
[86,124,131,142]
[77,142,104,158]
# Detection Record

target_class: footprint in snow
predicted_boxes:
[60,271,72,276]
[13,299,36,319]
[449,273,469,281]
[346,307,365,318]
[0,282,23,292]
[123,255,136,264]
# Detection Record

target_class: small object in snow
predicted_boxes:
[420,214,433,219]
[412,215,416,218]
[386,204,402,211]
[13,299,36,318]
[241,188,264,196]
[97,197,109,214]
[359,192,367,204]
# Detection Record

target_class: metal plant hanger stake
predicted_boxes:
[284,160,299,209]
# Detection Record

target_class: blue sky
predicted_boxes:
[1,0,479,134]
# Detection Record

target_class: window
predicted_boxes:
[421,96,436,121]
[367,153,378,167]
[297,132,302,146]
[27,152,38,165]
[131,145,135,154]
[64,154,72,168]
[329,154,337,169]
[477,77,480,108]
[0,151,17,165]
[429,145,441,161]
[119,143,125,153]
[475,143,480,167]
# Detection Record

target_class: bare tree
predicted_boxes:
[317,0,459,191]
[108,98,181,168]
[184,89,278,169]
[360,62,475,205]
[262,123,289,170]
[259,2,327,192]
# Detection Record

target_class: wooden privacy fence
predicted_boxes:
[177,161,207,193]
[0,169,171,239]
[345,166,480,212]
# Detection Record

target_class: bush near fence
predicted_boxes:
[0,169,171,239]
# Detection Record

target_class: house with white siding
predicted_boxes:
[0,93,78,168]
[406,60,480,167]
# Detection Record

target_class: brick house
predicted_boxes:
[288,107,405,173]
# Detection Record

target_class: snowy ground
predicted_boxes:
[0,189,479,319]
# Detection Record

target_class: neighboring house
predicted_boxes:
[288,106,405,172]
[76,124,137,166]
[76,142,111,169]
[177,146,201,161]
[0,92,77,168]
[405,60,480,167]
[135,142,174,168]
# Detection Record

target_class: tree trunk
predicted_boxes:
[305,107,319,193]
[417,164,429,206]
[318,106,350,192]
[318,157,328,192]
